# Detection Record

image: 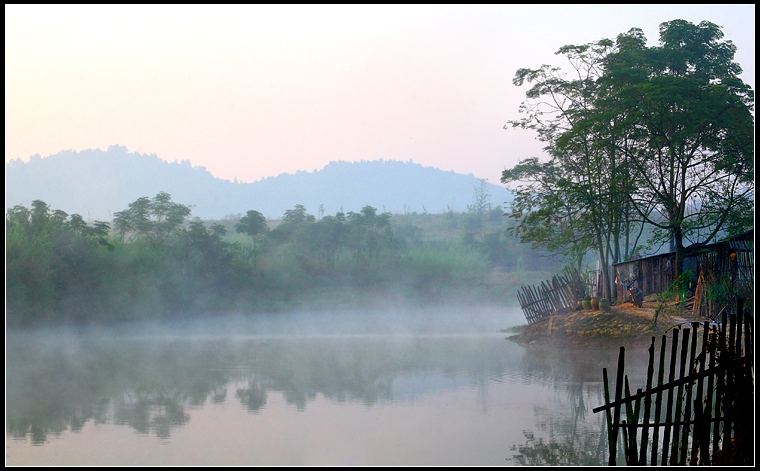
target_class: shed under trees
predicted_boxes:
[612,230,754,316]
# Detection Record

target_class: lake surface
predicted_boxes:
[6,306,652,465]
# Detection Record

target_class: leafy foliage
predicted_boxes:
[503,19,754,296]
[7,194,565,326]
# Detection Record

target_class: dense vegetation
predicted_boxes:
[6,191,562,327]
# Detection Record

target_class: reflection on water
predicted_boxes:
[6,314,653,465]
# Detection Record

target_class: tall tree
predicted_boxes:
[112,192,192,245]
[235,210,269,268]
[346,206,396,267]
[503,39,641,300]
[503,19,753,295]
[605,20,754,276]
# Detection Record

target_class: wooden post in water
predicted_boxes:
[724,312,737,449]
[602,368,613,462]
[691,321,710,465]
[679,324,699,464]
[669,326,690,465]
[650,334,667,465]
[743,301,753,383]
[736,299,743,358]
[704,320,717,465]
[661,328,679,465]
[608,346,625,466]
[638,337,655,465]
[622,376,641,465]
[713,311,728,456]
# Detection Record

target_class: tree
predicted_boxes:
[346,206,396,267]
[235,210,269,268]
[271,204,315,243]
[604,20,754,276]
[503,19,754,296]
[503,38,641,300]
[235,210,268,238]
[112,192,191,245]
[184,220,232,280]
[464,179,493,241]
[6,200,113,324]
[310,212,348,269]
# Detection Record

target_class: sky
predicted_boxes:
[5,5,755,184]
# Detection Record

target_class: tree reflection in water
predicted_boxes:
[506,344,650,465]
[507,381,607,466]
[7,329,629,463]
[236,382,267,413]
[113,392,191,440]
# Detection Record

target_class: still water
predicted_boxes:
[6,306,651,466]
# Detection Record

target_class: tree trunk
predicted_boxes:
[673,227,685,279]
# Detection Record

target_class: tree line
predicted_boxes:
[6,191,561,327]
[502,19,754,301]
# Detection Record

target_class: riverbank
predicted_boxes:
[506,298,701,348]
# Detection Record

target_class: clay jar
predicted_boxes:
[582,297,592,310]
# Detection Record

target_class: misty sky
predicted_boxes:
[5,5,755,184]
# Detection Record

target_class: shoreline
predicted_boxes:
[506,299,701,349]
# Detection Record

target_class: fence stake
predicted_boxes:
[724,313,736,448]
[661,328,679,465]
[639,337,655,465]
[602,367,614,464]
[610,347,625,466]
[691,321,710,465]
[650,334,667,465]
[670,326,691,465]
[679,324,699,464]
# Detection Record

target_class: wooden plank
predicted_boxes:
[661,328,679,465]
[670,327,691,465]
[602,367,614,464]
[650,334,667,465]
[713,311,728,456]
[743,307,753,387]
[735,300,743,358]
[623,377,639,465]
[724,313,736,447]
[610,346,625,466]
[691,322,709,465]
[639,337,656,465]
[679,324,699,464]
[705,320,717,464]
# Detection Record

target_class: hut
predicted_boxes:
[612,230,754,306]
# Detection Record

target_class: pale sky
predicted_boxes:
[5,5,755,184]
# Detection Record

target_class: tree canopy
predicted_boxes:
[503,19,754,297]
[112,192,192,245]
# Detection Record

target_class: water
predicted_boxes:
[5,306,653,465]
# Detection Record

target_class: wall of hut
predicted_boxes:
[613,252,677,298]
[612,230,753,303]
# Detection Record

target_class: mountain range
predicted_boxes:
[5,145,513,220]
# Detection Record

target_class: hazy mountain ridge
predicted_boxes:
[6,146,513,220]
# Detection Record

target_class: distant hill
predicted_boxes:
[5,146,513,220]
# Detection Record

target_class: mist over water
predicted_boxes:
[133,303,526,337]
[6,305,646,465]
